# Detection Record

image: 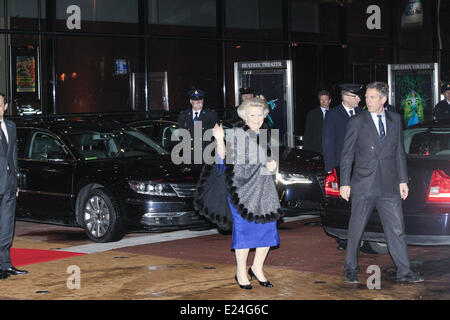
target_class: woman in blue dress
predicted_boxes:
[194,96,283,290]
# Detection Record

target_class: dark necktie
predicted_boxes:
[0,121,7,153]
[324,109,328,119]
[349,110,354,117]
[193,112,199,121]
[378,115,386,144]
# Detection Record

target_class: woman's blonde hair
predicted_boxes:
[237,95,269,120]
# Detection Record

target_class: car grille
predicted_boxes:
[315,172,327,194]
[170,184,197,198]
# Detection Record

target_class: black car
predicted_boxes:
[13,118,210,243]
[321,120,450,254]
[128,119,327,217]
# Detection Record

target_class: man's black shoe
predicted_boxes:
[344,270,359,284]
[3,266,28,275]
[0,271,10,279]
[397,271,424,283]
[337,239,347,251]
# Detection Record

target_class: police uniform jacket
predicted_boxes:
[433,100,450,120]
[322,104,362,172]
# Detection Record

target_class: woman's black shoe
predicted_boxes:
[248,268,274,288]
[235,275,252,290]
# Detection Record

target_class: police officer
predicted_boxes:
[177,89,219,164]
[230,87,254,123]
[322,83,363,251]
[433,83,450,121]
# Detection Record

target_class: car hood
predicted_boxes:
[278,147,324,173]
[84,155,202,183]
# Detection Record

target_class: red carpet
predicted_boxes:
[11,248,87,267]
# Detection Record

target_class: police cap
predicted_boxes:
[339,83,364,95]
[188,89,205,100]
[239,87,254,95]
[442,83,450,92]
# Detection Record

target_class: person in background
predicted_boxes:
[230,87,254,123]
[433,83,450,121]
[322,84,363,251]
[303,90,331,152]
[177,89,219,164]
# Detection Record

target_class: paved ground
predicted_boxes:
[2,214,450,303]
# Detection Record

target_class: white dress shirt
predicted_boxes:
[0,119,8,143]
[192,109,202,120]
[342,104,355,117]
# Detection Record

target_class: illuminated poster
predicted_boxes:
[16,56,36,93]
[401,0,423,29]
[388,63,440,127]
[234,60,295,147]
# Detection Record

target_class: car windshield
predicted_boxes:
[66,129,169,160]
[404,127,450,158]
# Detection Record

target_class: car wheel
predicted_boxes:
[361,241,389,254]
[82,188,124,242]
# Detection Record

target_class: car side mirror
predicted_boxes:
[47,151,72,162]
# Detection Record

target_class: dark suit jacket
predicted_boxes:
[177,108,219,134]
[303,107,325,152]
[433,100,450,120]
[322,104,362,172]
[0,119,18,195]
[340,110,408,198]
[177,108,219,162]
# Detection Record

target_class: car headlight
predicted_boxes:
[128,181,177,196]
[276,172,313,185]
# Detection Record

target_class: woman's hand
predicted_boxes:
[213,123,225,141]
[265,160,277,172]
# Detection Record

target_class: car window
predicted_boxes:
[28,131,69,161]
[66,129,168,160]
[134,124,156,139]
[404,127,450,158]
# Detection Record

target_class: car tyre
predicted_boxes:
[82,188,124,242]
[361,241,389,255]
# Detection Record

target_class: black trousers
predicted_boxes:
[0,188,17,269]
[344,196,411,278]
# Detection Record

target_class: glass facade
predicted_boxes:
[0,0,446,136]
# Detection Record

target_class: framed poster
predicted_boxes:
[388,63,440,127]
[234,60,294,147]
[16,55,36,93]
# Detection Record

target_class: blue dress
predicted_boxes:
[218,157,280,250]
[228,197,280,249]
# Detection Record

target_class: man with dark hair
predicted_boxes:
[339,81,423,284]
[433,83,450,120]
[0,93,26,279]
[303,90,331,152]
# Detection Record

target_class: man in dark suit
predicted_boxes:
[339,82,423,284]
[177,89,218,164]
[322,84,363,173]
[0,93,27,279]
[303,90,331,152]
[433,83,450,121]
